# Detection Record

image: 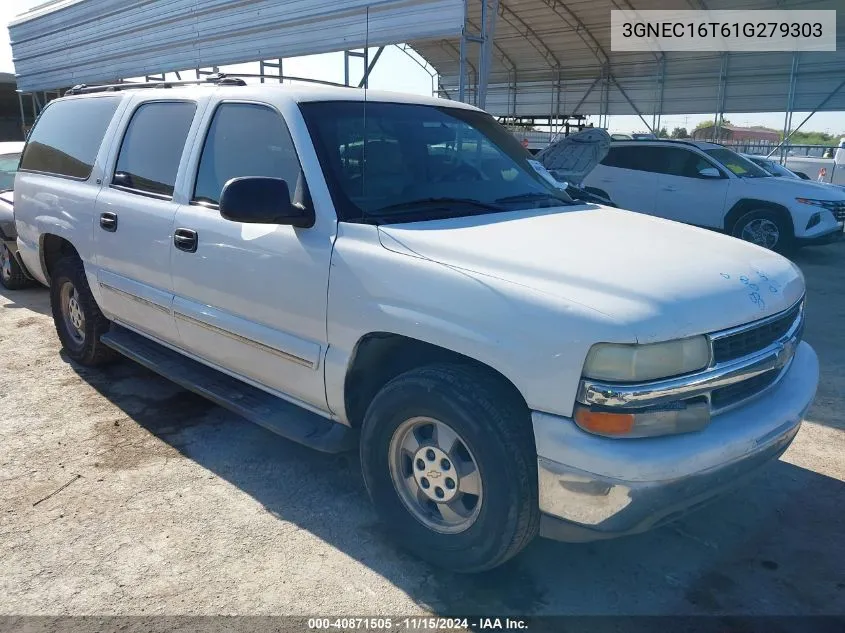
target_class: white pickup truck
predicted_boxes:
[15,80,819,572]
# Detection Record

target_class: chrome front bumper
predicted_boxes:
[534,341,819,542]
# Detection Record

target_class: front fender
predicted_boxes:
[324,224,631,422]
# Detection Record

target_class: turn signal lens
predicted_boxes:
[574,403,711,438]
[574,408,635,435]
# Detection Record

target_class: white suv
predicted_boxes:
[583,139,845,252]
[14,81,818,572]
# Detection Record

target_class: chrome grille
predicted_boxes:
[832,203,845,222]
[711,301,803,364]
[710,369,781,410]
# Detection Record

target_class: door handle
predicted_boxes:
[662,186,677,192]
[173,228,198,253]
[99,212,118,232]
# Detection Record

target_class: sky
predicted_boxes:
[1,0,842,137]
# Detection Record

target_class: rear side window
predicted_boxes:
[113,101,197,198]
[601,145,669,174]
[193,103,302,206]
[601,146,641,170]
[20,97,120,179]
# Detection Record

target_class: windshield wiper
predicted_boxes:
[374,197,506,214]
[495,192,574,206]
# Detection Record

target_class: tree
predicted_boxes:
[671,127,688,139]
[695,117,733,130]
[657,127,669,138]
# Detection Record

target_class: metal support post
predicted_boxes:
[713,54,729,141]
[477,0,500,109]
[18,92,26,138]
[610,75,655,134]
[766,77,845,159]
[652,56,665,133]
[458,6,468,103]
[344,50,366,87]
[780,53,799,164]
[359,46,385,88]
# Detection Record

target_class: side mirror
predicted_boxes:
[219,177,314,228]
[112,171,133,188]
[794,171,810,180]
[698,167,722,179]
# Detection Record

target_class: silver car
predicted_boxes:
[0,141,38,290]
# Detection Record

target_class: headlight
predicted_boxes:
[796,197,840,210]
[582,336,711,382]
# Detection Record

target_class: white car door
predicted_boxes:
[169,101,333,412]
[93,97,207,344]
[654,147,730,228]
[584,146,658,214]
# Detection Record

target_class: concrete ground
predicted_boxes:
[0,244,843,618]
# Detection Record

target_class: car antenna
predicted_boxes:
[362,5,369,222]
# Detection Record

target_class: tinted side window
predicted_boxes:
[660,148,720,178]
[20,97,120,179]
[114,101,196,197]
[601,146,666,174]
[194,103,301,206]
[601,146,640,170]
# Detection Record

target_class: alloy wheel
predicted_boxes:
[388,416,483,534]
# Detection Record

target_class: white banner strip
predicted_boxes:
[611,10,837,52]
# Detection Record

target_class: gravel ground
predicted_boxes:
[0,244,843,618]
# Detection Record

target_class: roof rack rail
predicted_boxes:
[65,73,246,96]
[611,137,705,148]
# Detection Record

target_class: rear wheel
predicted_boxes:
[360,364,539,572]
[732,209,794,254]
[50,255,118,366]
[0,243,32,290]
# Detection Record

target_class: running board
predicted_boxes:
[101,325,357,453]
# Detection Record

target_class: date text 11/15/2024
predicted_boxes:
[307,617,529,630]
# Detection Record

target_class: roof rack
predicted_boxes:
[65,73,246,96]
[611,138,707,148]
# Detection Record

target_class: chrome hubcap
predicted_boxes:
[389,416,483,534]
[60,281,85,344]
[0,244,10,279]
[740,218,780,249]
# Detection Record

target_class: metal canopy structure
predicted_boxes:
[7,0,845,139]
[408,0,845,133]
[8,0,464,92]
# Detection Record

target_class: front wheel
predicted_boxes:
[731,209,794,254]
[360,364,540,572]
[49,255,118,366]
[0,243,33,290]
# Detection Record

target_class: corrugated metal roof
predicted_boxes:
[7,0,845,118]
[410,0,845,116]
[9,0,465,92]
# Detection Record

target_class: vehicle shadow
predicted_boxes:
[0,285,50,316]
[66,356,845,618]
[791,243,845,432]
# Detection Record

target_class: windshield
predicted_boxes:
[0,152,21,190]
[704,148,770,178]
[299,101,574,223]
[753,158,799,179]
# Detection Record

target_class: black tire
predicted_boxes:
[360,363,539,573]
[0,243,33,290]
[49,255,118,366]
[731,209,794,254]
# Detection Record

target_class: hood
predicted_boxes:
[535,128,611,186]
[744,175,845,199]
[378,206,805,343]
